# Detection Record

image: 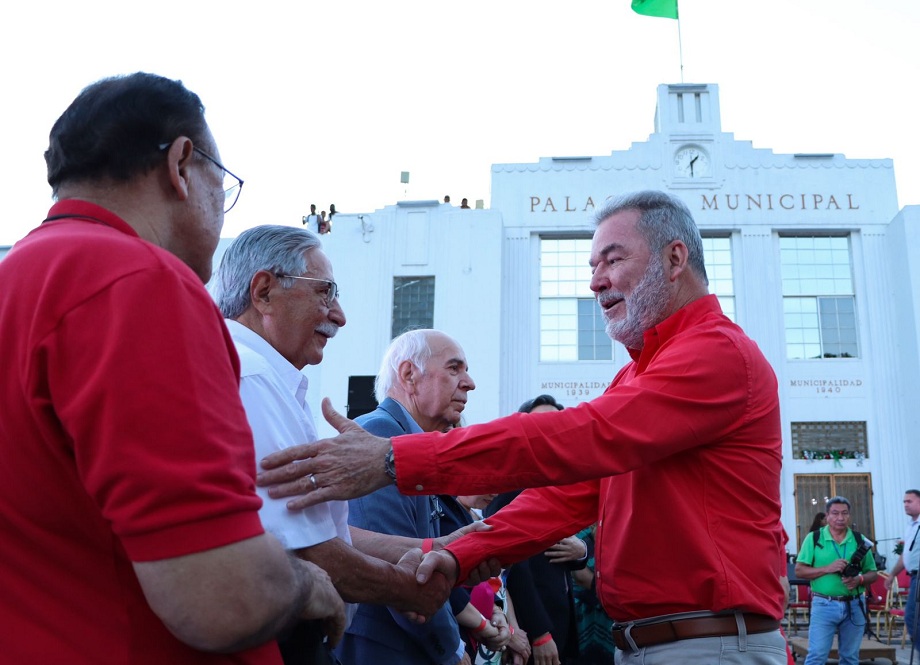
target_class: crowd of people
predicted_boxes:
[256,138,789,665]
[1,71,915,665]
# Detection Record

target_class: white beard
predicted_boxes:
[605,257,670,349]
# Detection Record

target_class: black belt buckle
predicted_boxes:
[814,592,856,602]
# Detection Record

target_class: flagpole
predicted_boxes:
[677,12,684,82]
[631,0,683,76]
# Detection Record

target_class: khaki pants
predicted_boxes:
[614,630,787,665]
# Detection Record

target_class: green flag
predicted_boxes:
[631,0,678,19]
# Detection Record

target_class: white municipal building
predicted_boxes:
[295,82,920,561]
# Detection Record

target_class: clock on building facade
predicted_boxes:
[674,145,712,178]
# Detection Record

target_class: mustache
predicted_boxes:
[316,322,339,338]
[597,291,624,307]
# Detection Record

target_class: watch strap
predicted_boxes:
[384,446,397,482]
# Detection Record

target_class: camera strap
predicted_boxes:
[855,593,881,640]
[808,527,864,565]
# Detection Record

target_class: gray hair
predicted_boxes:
[213,225,322,319]
[594,190,708,284]
[825,496,852,512]
[375,329,442,403]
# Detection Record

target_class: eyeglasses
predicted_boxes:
[157,142,244,213]
[429,496,445,523]
[276,274,340,307]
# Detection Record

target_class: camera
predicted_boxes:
[841,541,870,578]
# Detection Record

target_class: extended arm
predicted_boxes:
[392,336,760,495]
[258,328,763,507]
[295,536,450,617]
[412,483,597,587]
[886,554,905,589]
[446,482,599,581]
[349,521,492,564]
[135,532,345,652]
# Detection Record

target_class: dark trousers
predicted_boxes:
[278,620,341,665]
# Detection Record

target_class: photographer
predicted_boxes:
[795,496,878,665]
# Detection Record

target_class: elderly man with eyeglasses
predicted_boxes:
[212,229,463,665]
[0,73,345,665]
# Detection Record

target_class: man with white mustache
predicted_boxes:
[213,226,454,665]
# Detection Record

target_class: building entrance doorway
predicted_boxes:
[792,473,874,550]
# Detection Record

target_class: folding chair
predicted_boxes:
[882,576,908,648]
[786,583,810,634]
[865,573,889,637]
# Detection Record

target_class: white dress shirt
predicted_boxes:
[226,320,351,551]
[904,516,920,573]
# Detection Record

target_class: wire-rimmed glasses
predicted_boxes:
[276,274,340,307]
[157,142,244,213]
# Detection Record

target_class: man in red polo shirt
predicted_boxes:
[0,73,344,665]
[258,191,788,665]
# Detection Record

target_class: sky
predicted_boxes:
[1,0,917,245]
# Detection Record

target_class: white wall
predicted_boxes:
[309,203,504,437]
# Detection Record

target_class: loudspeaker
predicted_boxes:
[347,375,378,420]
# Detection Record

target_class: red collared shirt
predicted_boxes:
[394,295,784,621]
[0,201,276,664]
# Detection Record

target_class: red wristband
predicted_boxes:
[532,633,552,647]
[421,538,433,554]
[473,617,489,633]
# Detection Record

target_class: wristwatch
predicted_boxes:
[384,446,397,482]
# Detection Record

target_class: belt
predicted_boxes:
[910,570,918,577]
[610,613,779,651]
[812,592,860,602]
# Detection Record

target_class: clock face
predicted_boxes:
[674,146,711,178]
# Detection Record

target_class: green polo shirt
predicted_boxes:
[796,525,877,596]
